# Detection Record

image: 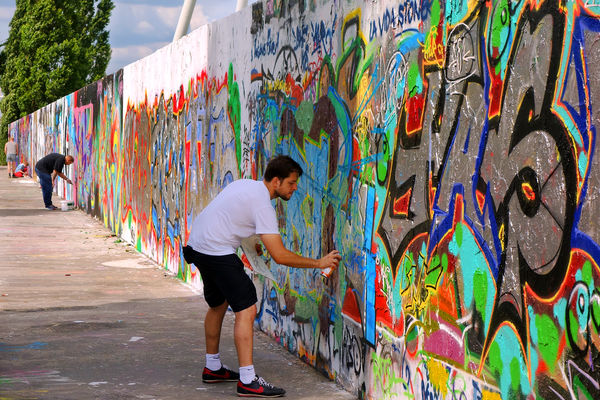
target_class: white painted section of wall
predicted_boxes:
[123,24,209,106]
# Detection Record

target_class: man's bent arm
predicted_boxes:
[260,234,340,270]
[53,170,73,184]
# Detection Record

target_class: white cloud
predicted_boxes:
[112,44,158,60]
[153,6,181,28]
[135,20,154,34]
[122,4,181,30]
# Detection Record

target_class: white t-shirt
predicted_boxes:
[187,179,280,255]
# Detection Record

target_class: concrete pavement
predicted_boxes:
[0,166,356,400]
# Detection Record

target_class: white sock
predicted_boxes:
[239,365,255,384]
[206,353,222,371]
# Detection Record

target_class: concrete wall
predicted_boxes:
[9,0,600,398]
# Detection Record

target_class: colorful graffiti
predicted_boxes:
[9,72,123,213]
[9,0,600,398]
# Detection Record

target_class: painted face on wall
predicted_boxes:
[274,172,299,201]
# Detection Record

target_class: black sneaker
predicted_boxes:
[46,205,58,210]
[237,376,285,397]
[202,365,240,383]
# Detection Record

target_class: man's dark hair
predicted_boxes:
[264,155,303,181]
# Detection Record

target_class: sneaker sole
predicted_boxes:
[202,378,238,383]
[237,392,285,398]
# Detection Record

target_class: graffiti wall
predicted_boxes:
[9,72,123,216]
[9,0,600,398]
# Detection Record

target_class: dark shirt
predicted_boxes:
[35,153,66,175]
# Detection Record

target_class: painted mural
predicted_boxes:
[8,0,600,398]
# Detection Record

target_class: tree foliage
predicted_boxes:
[0,0,114,163]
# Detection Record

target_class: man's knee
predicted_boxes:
[236,304,257,321]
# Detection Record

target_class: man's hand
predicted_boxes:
[317,250,341,270]
[260,234,341,269]
[66,178,73,185]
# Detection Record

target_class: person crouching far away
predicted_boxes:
[34,153,74,210]
[13,161,29,178]
[183,155,341,398]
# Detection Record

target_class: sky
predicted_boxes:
[0,0,258,75]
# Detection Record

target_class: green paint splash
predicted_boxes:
[227,63,242,175]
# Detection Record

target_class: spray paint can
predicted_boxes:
[321,266,333,278]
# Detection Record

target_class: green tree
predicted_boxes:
[0,0,114,163]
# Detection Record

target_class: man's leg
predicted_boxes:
[205,301,228,354]
[38,172,53,207]
[234,304,257,367]
[233,303,284,396]
[196,258,239,383]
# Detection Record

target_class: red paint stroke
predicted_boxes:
[429,172,436,218]
[488,69,502,118]
[393,187,412,217]
[375,261,404,336]
[452,193,464,226]
[371,198,379,254]
[406,92,425,134]
[285,74,304,107]
[184,140,191,242]
[522,182,535,201]
[475,188,486,214]
[341,287,361,324]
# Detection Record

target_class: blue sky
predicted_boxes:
[0,0,258,75]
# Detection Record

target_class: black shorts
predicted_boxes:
[183,245,257,312]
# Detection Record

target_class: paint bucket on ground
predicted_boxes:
[60,200,74,211]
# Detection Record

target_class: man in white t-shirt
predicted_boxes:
[183,155,341,398]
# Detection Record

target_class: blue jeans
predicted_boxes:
[36,168,53,207]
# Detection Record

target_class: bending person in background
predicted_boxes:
[35,153,74,210]
[183,155,341,398]
[4,137,17,178]
[13,161,29,178]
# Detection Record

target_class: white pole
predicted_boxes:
[236,0,248,12]
[173,0,197,42]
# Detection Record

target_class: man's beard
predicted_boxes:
[276,190,291,201]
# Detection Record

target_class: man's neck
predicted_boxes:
[263,179,276,200]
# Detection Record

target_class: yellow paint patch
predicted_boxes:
[482,389,502,400]
[356,74,372,118]
[297,341,316,365]
[426,358,449,398]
